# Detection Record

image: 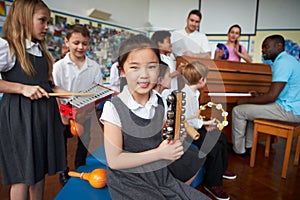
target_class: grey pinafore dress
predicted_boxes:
[0,53,67,185]
[106,95,209,200]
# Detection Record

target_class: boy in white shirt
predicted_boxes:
[53,24,103,185]
[181,61,236,200]
[151,30,179,94]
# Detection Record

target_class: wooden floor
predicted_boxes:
[1,136,300,200]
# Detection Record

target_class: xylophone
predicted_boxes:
[59,84,114,119]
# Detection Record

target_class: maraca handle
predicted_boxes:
[68,171,90,180]
[68,171,82,178]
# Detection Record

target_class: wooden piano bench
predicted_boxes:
[250,119,300,179]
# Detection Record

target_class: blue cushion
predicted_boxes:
[55,144,204,199]
[189,143,205,187]
[55,162,111,200]
[87,145,204,187]
[190,165,205,187]
[86,145,107,166]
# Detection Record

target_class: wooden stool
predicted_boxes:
[250,119,300,179]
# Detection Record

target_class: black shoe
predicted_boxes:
[59,168,70,186]
[246,147,252,155]
[231,147,251,157]
[233,151,249,157]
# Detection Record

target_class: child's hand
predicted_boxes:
[204,118,217,132]
[179,132,187,142]
[22,85,48,100]
[203,118,217,126]
[157,139,184,161]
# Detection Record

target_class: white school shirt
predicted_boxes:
[100,86,159,128]
[109,62,120,92]
[160,53,178,91]
[0,38,42,72]
[171,29,211,56]
[153,90,169,121]
[181,84,204,129]
[53,52,103,92]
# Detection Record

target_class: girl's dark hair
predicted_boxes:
[66,24,90,39]
[118,34,161,70]
[158,62,169,79]
[151,30,171,45]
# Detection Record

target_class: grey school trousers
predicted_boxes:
[232,102,300,154]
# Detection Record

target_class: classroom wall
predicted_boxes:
[43,0,300,31]
[257,0,300,30]
[41,0,300,63]
[148,0,198,31]
[43,0,150,30]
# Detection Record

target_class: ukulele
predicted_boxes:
[162,90,200,140]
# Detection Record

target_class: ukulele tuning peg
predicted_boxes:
[180,115,185,121]
[180,129,185,135]
[166,94,175,104]
[181,99,186,106]
[181,107,185,114]
[182,92,186,99]
[180,122,185,129]
[166,119,174,126]
[167,110,175,119]
[166,126,174,134]
[162,132,172,140]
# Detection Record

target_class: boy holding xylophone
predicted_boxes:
[52,24,103,185]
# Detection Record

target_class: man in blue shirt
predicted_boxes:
[232,34,300,155]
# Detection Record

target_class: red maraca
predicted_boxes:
[68,168,107,188]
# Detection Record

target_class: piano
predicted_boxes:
[176,56,272,142]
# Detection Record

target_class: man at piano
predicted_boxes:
[232,34,300,156]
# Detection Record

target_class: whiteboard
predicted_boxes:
[200,0,258,35]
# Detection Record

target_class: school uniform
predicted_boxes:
[0,38,66,185]
[101,86,209,199]
[182,84,229,187]
[53,52,102,168]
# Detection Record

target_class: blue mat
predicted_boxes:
[55,145,204,199]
